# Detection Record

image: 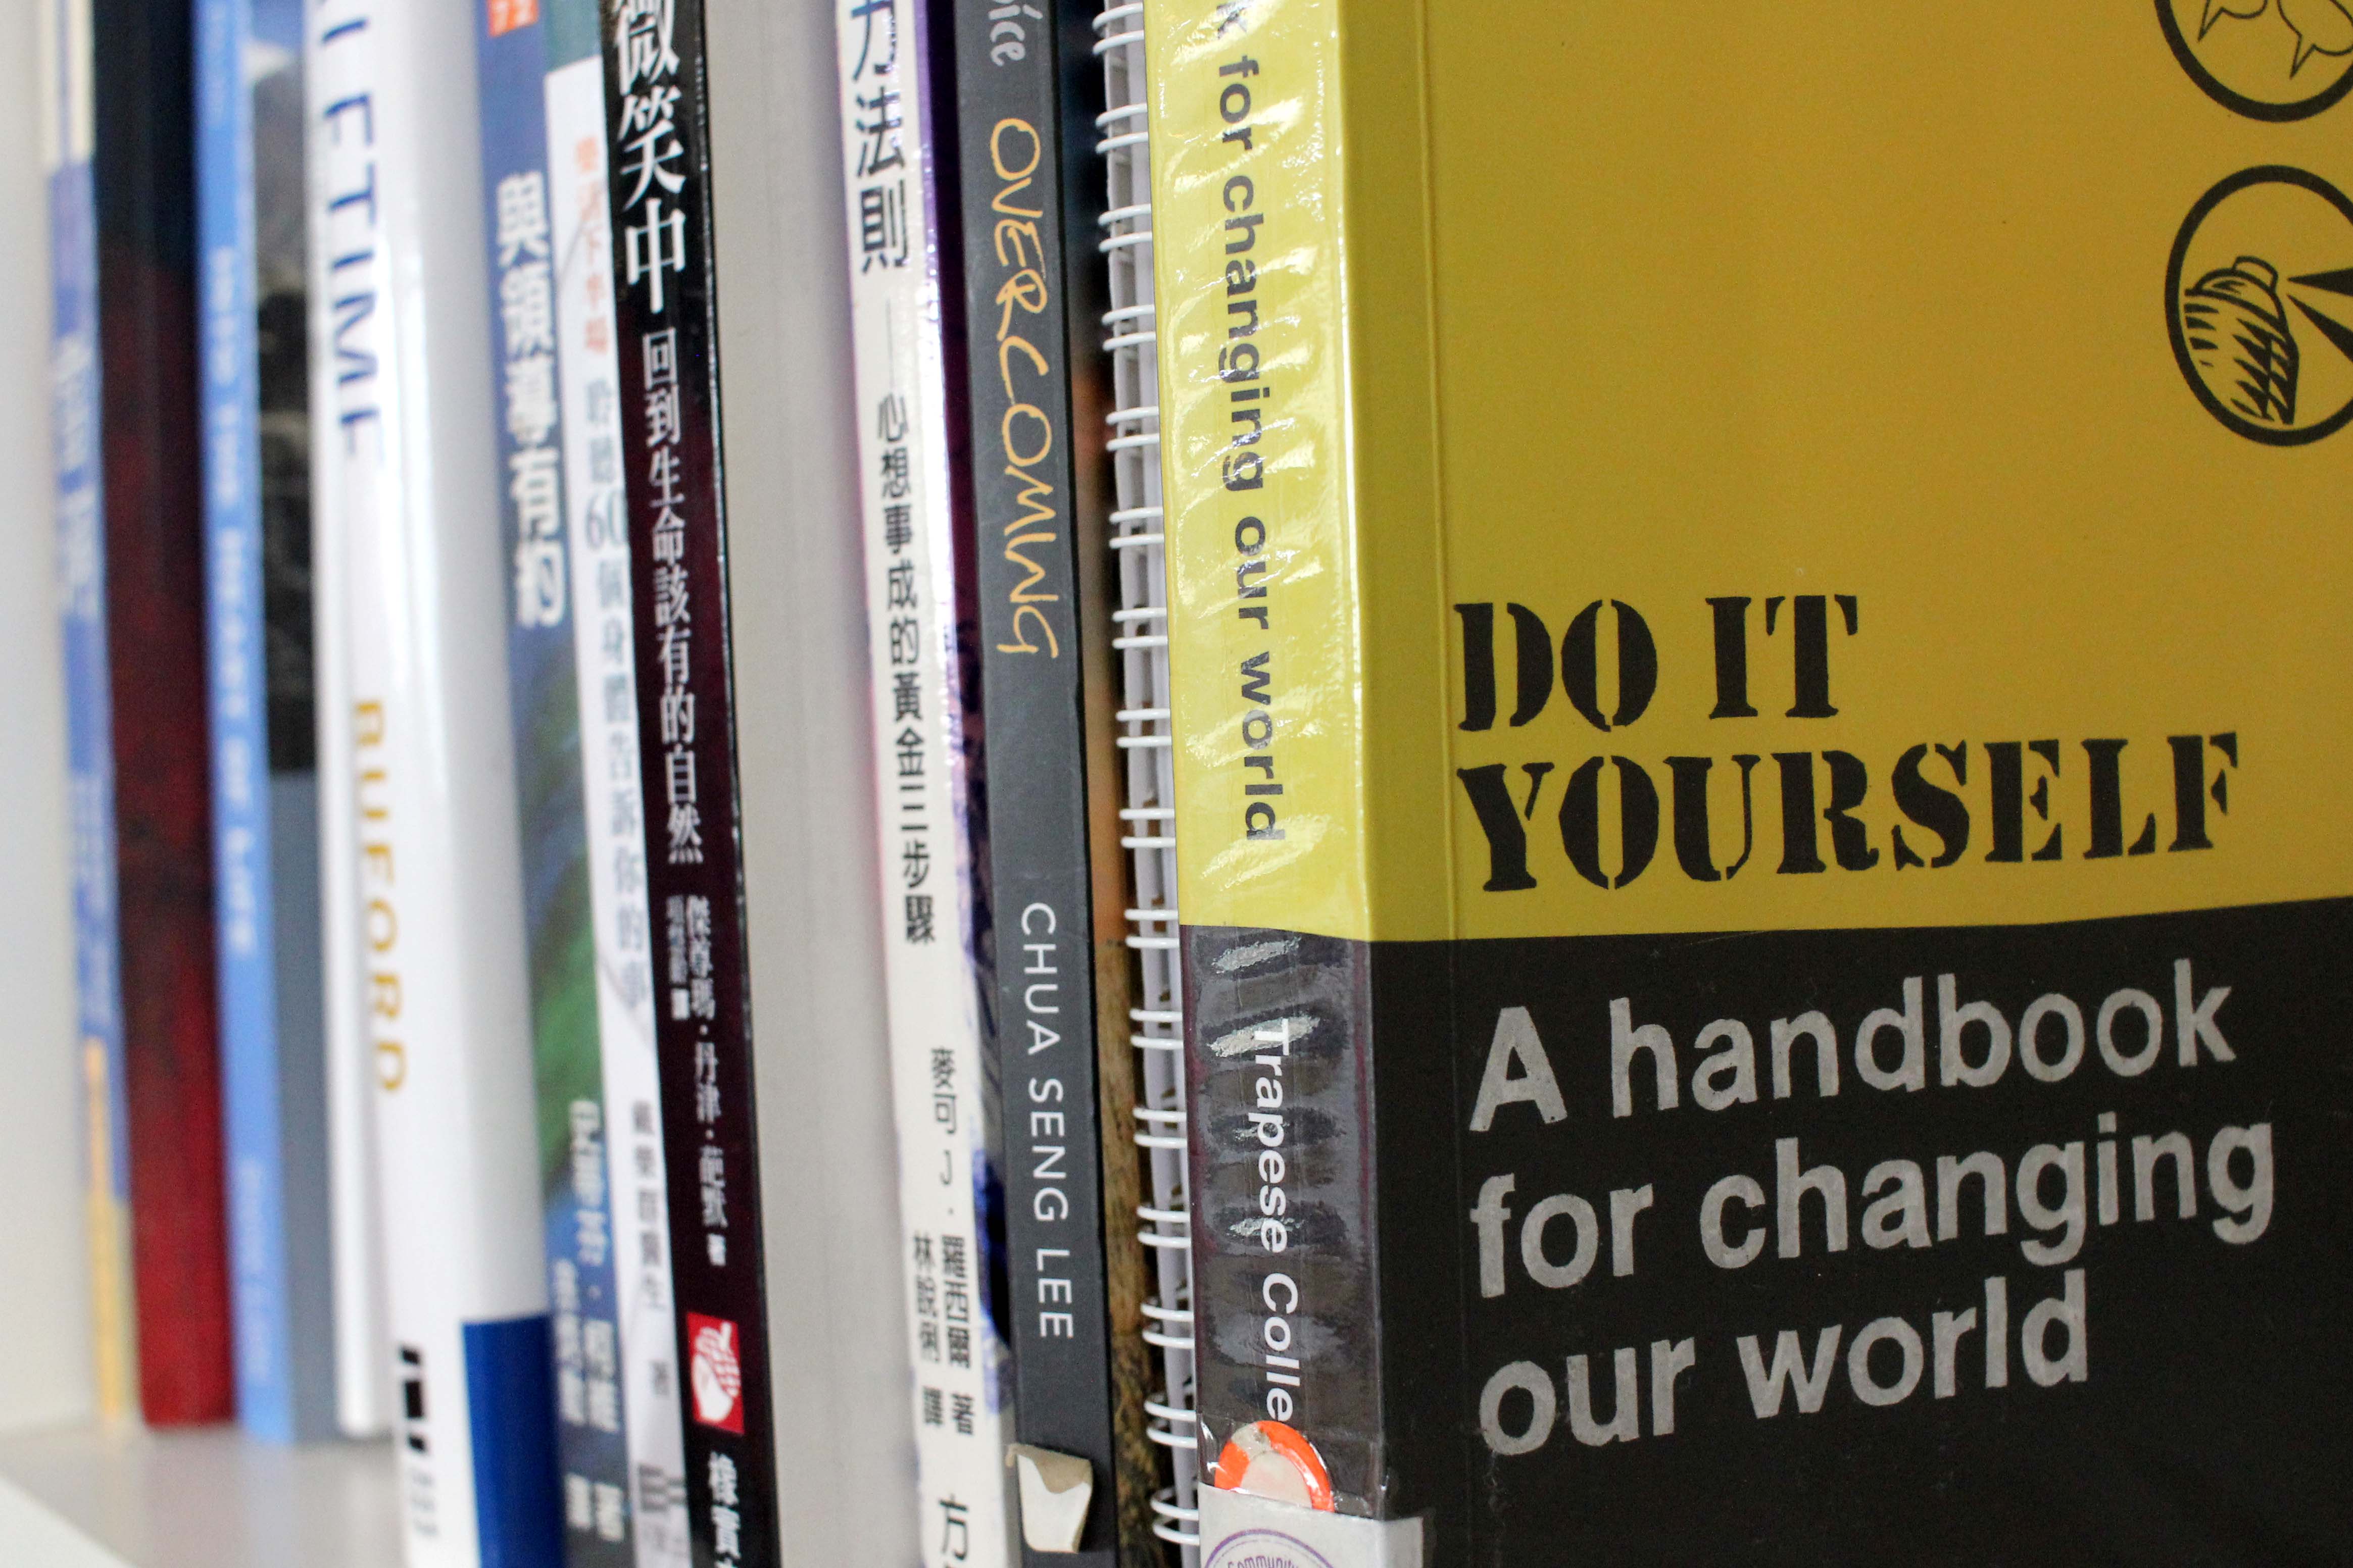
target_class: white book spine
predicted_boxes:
[545,52,691,1567]
[306,0,551,1559]
[832,0,1016,1561]
[315,488,390,1439]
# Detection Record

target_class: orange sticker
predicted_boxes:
[1212,1421,1335,1512]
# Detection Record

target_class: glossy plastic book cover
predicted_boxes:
[1143,1,2353,1562]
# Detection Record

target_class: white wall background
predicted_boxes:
[0,0,97,1437]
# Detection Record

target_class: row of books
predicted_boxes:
[50,0,1194,1558]
[41,0,2352,1562]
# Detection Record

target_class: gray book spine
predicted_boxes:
[949,0,1143,1559]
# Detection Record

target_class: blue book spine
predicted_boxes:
[476,4,639,1561]
[198,0,335,1441]
[46,0,137,1424]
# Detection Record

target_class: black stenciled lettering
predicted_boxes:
[1892,743,1970,870]
[1708,596,1758,718]
[1986,740,2063,863]
[1458,766,1536,892]
[2082,739,2158,858]
[1560,757,1659,890]
[1456,603,1498,732]
[1666,754,1760,883]
[1764,594,1859,718]
[1775,752,1825,875]
[1562,600,1656,732]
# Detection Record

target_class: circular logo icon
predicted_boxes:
[1203,1531,1338,1568]
[1213,1421,1337,1512]
[2169,166,2353,443]
[2160,0,2353,119]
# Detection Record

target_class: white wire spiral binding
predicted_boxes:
[1095,2,1199,1557]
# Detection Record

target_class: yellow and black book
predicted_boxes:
[1144,1,2353,1561]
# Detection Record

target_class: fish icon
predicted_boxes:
[2181,256,2299,427]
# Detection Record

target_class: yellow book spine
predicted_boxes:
[1146,0,1455,945]
[84,1037,134,1423]
[1145,0,1371,942]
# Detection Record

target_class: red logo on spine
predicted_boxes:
[688,1313,744,1433]
[486,0,538,35]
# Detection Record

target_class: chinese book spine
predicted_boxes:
[305,0,558,1555]
[833,0,1017,1561]
[947,0,1155,1558]
[596,0,778,1562]
[199,0,339,1442]
[95,0,235,1426]
[476,0,630,1560]
[480,0,694,1555]
[41,0,138,1426]
[547,0,695,1556]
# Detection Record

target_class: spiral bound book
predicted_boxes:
[1137,2,2353,1563]
[1087,2,1203,1556]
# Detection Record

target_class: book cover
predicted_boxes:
[307,15,392,1437]
[833,0,1019,1560]
[41,0,137,1427]
[594,0,779,1561]
[305,18,391,1428]
[478,0,692,1554]
[698,0,925,1553]
[1143,2,2353,1563]
[1086,1,1203,1553]
[946,0,1156,1557]
[306,0,559,1555]
[199,0,339,1443]
[314,521,393,1447]
[95,0,235,1427]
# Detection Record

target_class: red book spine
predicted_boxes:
[96,0,233,1426]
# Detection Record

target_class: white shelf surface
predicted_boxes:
[0,1424,402,1567]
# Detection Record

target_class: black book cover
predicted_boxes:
[949,0,1156,1559]
[597,0,776,1561]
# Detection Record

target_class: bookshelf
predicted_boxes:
[0,1425,401,1568]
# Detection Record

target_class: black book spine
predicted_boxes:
[950,0,1139,1560]
[598,1,777,1563]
